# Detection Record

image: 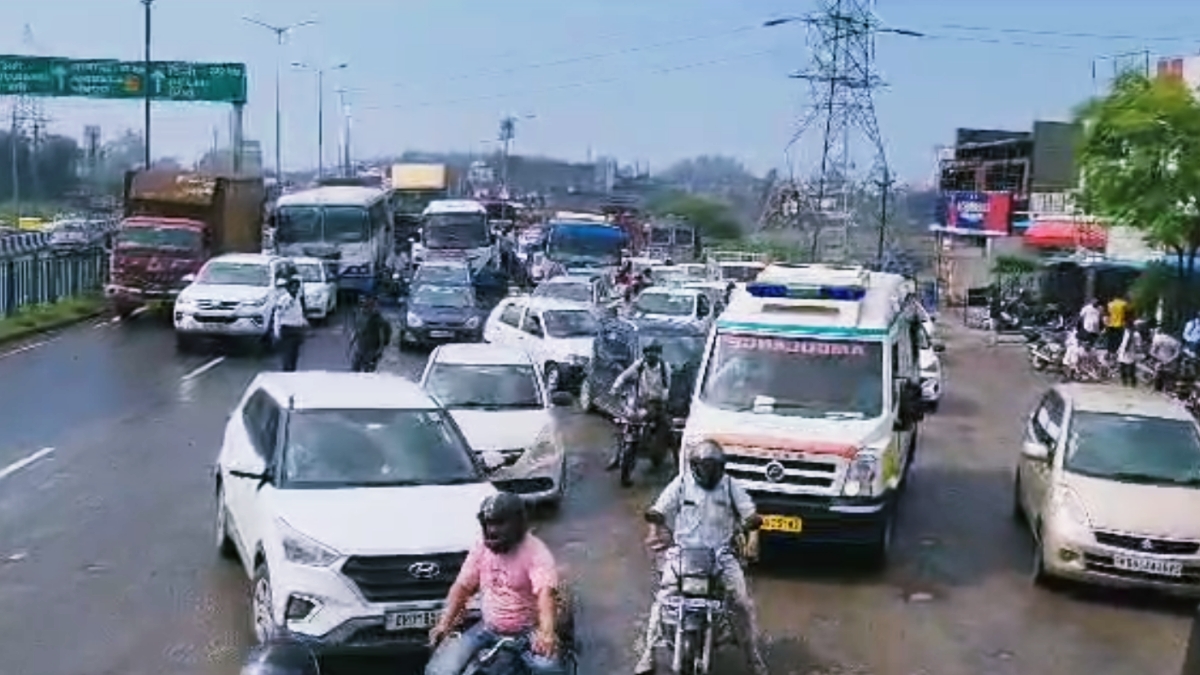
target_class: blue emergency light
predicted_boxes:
[745,282,866,301]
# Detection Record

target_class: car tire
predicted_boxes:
[577,379,595,413]
[864,508,895,569]
[1030,523,1055,589]
[925,399,940,414]
[1011,471,1025,524]
[251,561,277,643]
[215,483,238,560]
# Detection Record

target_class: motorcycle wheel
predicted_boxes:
[618,435,636,487]
[679,630,703,675]
[1030,355,1046,371]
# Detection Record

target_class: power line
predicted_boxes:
[360,48,780,111]
[930,23,1197,44]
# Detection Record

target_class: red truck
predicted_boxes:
[105,169,266,319]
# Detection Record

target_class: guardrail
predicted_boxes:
[0,232,51,258]
[0,247,109,318]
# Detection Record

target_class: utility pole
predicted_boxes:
[760,3,920,263]
[10,104,20,219]
[336,87,351,176]
[874,167,895,264]
[242,17,317,182]
[142,0,154,169]
[293,62,347,180]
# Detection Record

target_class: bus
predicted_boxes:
[271,185,392,296]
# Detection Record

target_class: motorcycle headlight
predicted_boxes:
[406,311,424,327]
[842,453,880,498]
[680,576,710,596]
[465,316,481,329]
[277,519,340,567]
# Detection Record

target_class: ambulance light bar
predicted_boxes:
[745,283,866,302]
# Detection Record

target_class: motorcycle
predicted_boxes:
[461,636,531,675]
[1024,329,1065,372]
[657,547,735,675]
[615,404,668,487]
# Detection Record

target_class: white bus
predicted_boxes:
[272,185,392,295]
[413,199,496,275]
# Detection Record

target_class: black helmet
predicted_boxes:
[689,440,726,491]
[477,492,528,554]
[643,340,663,355]
[240,640,320,675]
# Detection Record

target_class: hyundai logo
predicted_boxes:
[764,461,786,483]
[408,561,440,579]
[1141,539,1155,552]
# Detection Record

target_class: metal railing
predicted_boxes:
[0,232,51,258]
[0,247,109,318]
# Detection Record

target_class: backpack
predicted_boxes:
[634,359,669,399]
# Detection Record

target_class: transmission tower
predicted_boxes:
[7,24,53,212]
[759,1,915,263]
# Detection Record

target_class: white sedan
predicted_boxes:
[629,287,715,328]
[421,343,573,505]
[291,257,338,320]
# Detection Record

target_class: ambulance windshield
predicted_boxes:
[699,333,884,418]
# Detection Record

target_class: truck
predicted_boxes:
[105,169,266,319]
[389,163,452,266]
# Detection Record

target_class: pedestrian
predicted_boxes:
[350,294,392,372]
[1104,293,1130,354]
[1149,325,1182,392]
[275,276,309,372]
[1077,298,1102,349]
[1116,318,1143,387]
[1184,310,1200,355]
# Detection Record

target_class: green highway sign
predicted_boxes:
[0,55,247,103]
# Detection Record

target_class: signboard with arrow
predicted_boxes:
[0,54,246,103]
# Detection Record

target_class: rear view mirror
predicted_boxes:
[933,342,946,353]
[480,451,505,472]
[1021,440,1050,461]
[181,273,196,284]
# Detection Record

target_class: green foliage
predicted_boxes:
[1128,262,1200,331]
[0,295,103,342]
[991,254,1038,276]
[646,191,742,240]
[1075,73,1200,276]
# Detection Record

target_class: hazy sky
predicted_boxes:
[1,0,1197,182]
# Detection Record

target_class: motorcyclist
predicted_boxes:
[350,293,392,372]
[606,340,672,476]
[636,440,768,675]
[239,640,319,675]
[426,493,565,675]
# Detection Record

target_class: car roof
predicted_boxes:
[209,252,278,265]
[432,343,533,366]
[527,298,595,313]
[254,372,439,410]
[617,316,707,336]
[641,287,700,297]
[1056,383,1195,421]
[418,260,470,269]
[289,256,327,266]
[543,275,595,285]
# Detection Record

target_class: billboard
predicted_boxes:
[937,191,1012,234]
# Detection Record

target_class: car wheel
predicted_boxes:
[251,562,277,642]
[577,378,595,413]
[925,399,940,414]
[864,509,895,569]
[1030,523,1056,588]
[545,363,562,391]
[1011,471,1025,524]
[215,483,238,560]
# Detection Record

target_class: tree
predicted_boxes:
[647,190,742,240]
[1076,72,1200,279]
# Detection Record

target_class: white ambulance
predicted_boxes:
[682,263,926,565]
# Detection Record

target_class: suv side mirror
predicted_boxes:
[933,342,946,353]
[479,451,505,472]
[181,273,196,284]
[1021,440,1050,461]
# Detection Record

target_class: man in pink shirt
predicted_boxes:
[426,493,565,675]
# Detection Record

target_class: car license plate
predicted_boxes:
[1113,555,1183,577]
[760,515,802,533]
[384,610,440,631]
[429,330,453,338]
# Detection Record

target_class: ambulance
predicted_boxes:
[681,263,926,564]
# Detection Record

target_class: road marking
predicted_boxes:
[0,337,59,361]
[181,356,226,381]
[0,447,54,482]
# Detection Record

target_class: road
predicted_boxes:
[0,313,1193,675]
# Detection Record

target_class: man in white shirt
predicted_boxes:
[1149,327,1182,392]
[274,276,309,372]
[1077,299,1102,348]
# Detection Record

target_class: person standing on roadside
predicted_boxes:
[1105,294,1130,354]
[275,276,309,372]
[1077,298,1102,349]
[1116,317,1144,387]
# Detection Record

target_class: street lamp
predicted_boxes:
[498,113,535,196]
[292,62,347,180]
[141,0,154,169]
[242,16,316,182]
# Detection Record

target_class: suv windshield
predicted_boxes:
[700,334,884,418]
[415,264,470,285]
[279,409,480,487]
[412,284,474,308]
[424,213,489,249]
[534,282,592,303]
[636,292,694,316]
[117,226,200,250]
[425,364,542,410]
[1065,412,1200,487]
[542,310,599,338]
[198,261,270,286]
[295,263,324,282]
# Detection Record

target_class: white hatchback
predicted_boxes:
[291,257,338,320]
[421,343,572,505]
[213,371,499,650]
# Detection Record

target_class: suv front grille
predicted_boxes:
[1094,531,1200,555]
[341,551,468,603]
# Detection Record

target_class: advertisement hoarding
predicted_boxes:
[936,191,1012,235]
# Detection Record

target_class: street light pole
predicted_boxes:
[293,62,346,181]
[142,0,153,169]
[242,17,316,182]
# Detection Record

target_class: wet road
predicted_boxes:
[0,315,1193,675]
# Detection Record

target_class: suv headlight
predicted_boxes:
[842,453,880,498]
[465,316,481,329]
[242,295,269,307]
[277,519,340,567]
[175,298,196,310]
[406,311,423,327]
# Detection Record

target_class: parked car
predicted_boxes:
[918,324,946,412]
[172,253,291,352]
[214,371,500,649]
[400,283,486,349]
[1013,383,1200,596]
[577,317,707,435]
[290,256,338,321]
[483,297,601,392]
[421,343,573,505]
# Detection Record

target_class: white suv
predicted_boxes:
[213,371,499,649]
[173,253,290,351]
